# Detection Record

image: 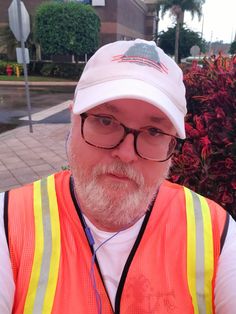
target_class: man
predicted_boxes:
[1,39,236,314]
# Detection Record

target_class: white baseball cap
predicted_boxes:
[73,38,187,139]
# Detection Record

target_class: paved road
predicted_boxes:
[0,84,75,133]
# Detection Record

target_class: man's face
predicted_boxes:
[67,99,176,231]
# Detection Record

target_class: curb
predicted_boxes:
[0,81,77,87]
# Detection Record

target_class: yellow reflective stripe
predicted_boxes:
[23,175,61,313]
[185,187,215,314]
[198,195,214,314]
[33,177,53,313]
[42,175,61,313]
[184,187,199,314]
[24,180,44,313]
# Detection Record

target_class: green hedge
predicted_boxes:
[0,60,85,79]
[28,61,85,79]
[0,61,7,75]
[35,2,100,56]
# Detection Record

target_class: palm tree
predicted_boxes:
[160,0,205,62]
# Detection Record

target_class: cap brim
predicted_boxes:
[73,78,186,139]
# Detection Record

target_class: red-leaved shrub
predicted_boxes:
[169,54,236,219]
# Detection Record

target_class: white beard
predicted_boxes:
[71,160,170,230]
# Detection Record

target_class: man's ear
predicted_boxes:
[69,101,75,122]
[65,130,71,161]
[69,101,73,111]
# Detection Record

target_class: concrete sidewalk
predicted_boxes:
[0,123,70,192]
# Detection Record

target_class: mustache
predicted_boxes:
[92,162,145,187]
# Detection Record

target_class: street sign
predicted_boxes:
[190,45,200,57]
[8,0,30,42]
[16,47,29,64]
[8,0,33,133]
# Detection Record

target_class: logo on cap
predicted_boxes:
[112,43,168,73]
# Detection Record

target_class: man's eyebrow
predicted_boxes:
[102,103,119,113]
[150,116,168,124]
[97,104,169,125]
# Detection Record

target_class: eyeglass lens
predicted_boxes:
[82,114,176,161]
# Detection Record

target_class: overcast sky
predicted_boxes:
[158,0,236,43]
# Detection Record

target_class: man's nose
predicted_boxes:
[111,134,138,163]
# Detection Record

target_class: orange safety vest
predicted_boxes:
[6,170,228,314]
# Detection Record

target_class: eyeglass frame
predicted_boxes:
[80,112,180,162]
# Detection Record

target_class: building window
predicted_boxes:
[92,0,105,6]
[75,0,92,4]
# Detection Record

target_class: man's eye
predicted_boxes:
[98,116,113,126]
[147,128,161,136]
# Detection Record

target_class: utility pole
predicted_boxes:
[16,0,33,133]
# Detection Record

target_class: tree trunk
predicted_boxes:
[36,44,41,61]
[174,10,184,63]
[174,20,180,63]
[154,4,161,44]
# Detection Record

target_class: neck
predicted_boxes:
[82,208,146,232]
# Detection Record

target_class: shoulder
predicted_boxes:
[162,180,227,213]
[161,180,228,234]
[8,182,34,221]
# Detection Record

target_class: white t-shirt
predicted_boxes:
[83,214,145,310]
[1,192,236,313]
[0,193,15,314]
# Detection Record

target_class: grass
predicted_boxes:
[0,75,76,82]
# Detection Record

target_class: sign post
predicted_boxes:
[190,45,201,58]
[8,0,33,133]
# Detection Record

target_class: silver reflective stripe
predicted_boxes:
[33,177,52,313]
[190,190,206,314]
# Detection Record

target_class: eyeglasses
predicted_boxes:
[80,113,178,162]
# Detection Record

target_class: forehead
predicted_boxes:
[88,99,172,125]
